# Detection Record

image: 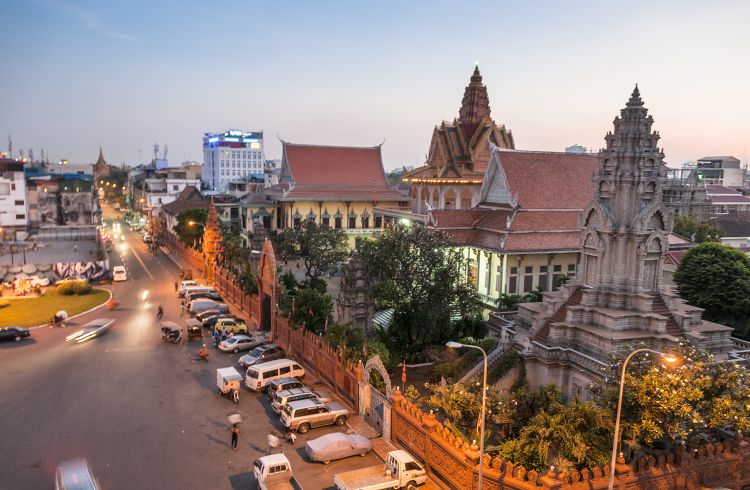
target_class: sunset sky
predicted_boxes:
[2,0,748,169]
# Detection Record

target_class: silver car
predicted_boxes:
[55,458,100,490]
[65,319,116,343]
[305,433,372,464]
[281,399,349,434]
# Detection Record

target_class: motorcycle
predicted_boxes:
[106,299,120,311]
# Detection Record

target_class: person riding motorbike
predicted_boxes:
[198,344,209,360]
[141,290,149,302]
[156,305,164,320]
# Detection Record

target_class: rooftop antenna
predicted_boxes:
[153,143,159,161]
[163,145,168,160]
[29,148,34,162]
[138,141,142,165]
[7,135,12,158]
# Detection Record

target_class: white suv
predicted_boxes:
[112,266,127,282]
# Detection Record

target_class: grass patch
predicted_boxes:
[0,288,109,327]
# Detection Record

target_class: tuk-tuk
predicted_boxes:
[180,269,194,281]
[161,322,182,344]
[217,367,242,404]
[186,319,202,340]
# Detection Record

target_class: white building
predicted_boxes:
[202,130,265,191]
[0,159,29,239]
[140,164,202,214]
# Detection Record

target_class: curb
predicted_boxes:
[28,288,113,330]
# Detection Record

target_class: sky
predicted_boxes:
[1,0,748,170]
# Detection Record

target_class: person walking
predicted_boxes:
[174,281,178,292]
[267,433,281,454]
[230,424,240,450]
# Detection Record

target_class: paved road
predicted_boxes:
[0,205,382,489]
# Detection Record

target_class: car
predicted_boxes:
[188,299,228,314]
[177,281,200,296]
[111,266,127,282]
[185,291,222,303]
[200,313,236,328]
[218,334,264,353]
[281,399,350,434]
[266,377,305,396]
[65,318,116,343]
[0,327,31,342]
[195,309,231,324]
[214,317,247,334]
[305,433,372,464]
[270,387,331,414]
[238,344,285,368]
[55,458,100,490]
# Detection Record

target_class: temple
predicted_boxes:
[93,146,110,180]
[402,66,515,213]
[514,87,735,399]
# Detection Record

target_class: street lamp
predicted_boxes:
[252,248,277,337]
[446,340,488,490]
[608,348,679,490]
[188,221,205,228]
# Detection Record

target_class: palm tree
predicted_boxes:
[323,323,363,361]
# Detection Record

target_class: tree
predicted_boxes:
[673,215,722,243]
[221,226,248,276]
[496,293,523,311]
[324,323,364,362]
[289,287,333,334]
[173,208,208,250]
[274,221,348,283]
[359,224,482,358]
[674,242,750,333]
[591,342,750,448]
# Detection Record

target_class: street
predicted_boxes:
[0,205,381,490]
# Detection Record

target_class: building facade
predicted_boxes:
[402,66,515,214]
[0,158,28,239]
[202,130,264,191]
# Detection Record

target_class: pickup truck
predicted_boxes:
[253,453,300,490]
[333,450,427,490]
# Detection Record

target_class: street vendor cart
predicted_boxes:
[217,367,242,404]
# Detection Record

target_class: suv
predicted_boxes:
[214,318,248,334]
[281,399,349,434]
[271,388,329,414]
[265,378,305,397]
[239,344,284,368]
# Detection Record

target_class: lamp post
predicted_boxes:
[252,248,277,337]
[608,348,679,490]
[447,340,488,490]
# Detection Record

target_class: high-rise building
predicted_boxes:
[202,130,264,191]
[0,158,28,239]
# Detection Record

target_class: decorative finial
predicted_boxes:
[627,83,644,107]
[471,64,482,83]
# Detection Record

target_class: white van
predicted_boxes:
[177,281,200,296]
[245,359,305,392]
[182,285,216,298]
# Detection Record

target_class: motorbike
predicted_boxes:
[106,299,120,311]
[156,306,164,320]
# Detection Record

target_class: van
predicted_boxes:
[177,281,200,296]
[182,285,216,298]
[245,359,305,392]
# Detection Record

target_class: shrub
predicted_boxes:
[488,350,522,384]
[57,280,92,295]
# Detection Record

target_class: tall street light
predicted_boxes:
[608,348,679,490]
[252,248,276,336]
[447,340,488,490]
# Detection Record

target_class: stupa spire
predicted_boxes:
[458,64,492,141]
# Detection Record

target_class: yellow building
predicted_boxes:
[267,142,408,247]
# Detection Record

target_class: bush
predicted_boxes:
[488,350,522,384]
[57,280,92,296]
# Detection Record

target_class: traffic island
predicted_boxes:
[0,288,110,328]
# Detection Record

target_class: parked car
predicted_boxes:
[185,291,222,303]
[253,454,296,490]
[218,334,263,353]
[111,266,127,282]
[271,388,332,414]
[194,309,229,324]
[266,377,305,396]
[55,458,100,490]
[177,281,200,296]
[0,326,31,342]
[238,344,285,368]
[214,317,247,334]
[281,399,349,434]
[200,313,237,328]
[245,359,305,392]
[305,433,372,464]
[65,318,116,343]
[189,299,228,314]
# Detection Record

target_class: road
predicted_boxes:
[0,204,382,490]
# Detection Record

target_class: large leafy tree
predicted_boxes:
[673,215,722,243]
[674,242,750,333]
[591,342,750,449]
[221,226,248,276]
[173,208,208,250]
[289,286,333,335]
[274,221,348,283]
[360,224,482,358]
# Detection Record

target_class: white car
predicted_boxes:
[65,318,116,343]
[112,266,127,282]
[218,334,262,353]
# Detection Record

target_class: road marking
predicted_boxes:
[130,245,154,280]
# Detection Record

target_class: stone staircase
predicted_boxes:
[651,294,682,336]
[534,287,584,342]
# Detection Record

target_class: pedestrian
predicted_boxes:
[267,433,281,454]
[221,329,228,341]
[73,244,78,253]
[174,281,178,292]
[228,331,234,339]
[286,430,296,445]
[230,424,240,450]
[32,242,37,251]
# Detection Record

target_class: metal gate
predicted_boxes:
[365,386,386,435]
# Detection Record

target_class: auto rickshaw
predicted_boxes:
[160,322,183,344]
[179,269,194,281]
[217,367,242,404]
